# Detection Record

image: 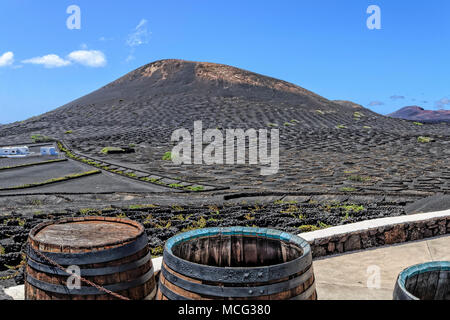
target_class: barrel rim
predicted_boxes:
[29,216,145,250]
[160,262,314,298]
[163,227,312,283]
[396,261,450,300]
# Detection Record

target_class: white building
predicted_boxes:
[40,147,58,156]
[0,146,30,157]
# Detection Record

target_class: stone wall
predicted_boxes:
[308,216,450,258]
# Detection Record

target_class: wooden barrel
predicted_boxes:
[394,261,449,300]
[156,227,317,300]
[25,217,156,300]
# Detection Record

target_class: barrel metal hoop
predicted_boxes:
[26,234,148,265]
[289,282,316,300]
[26,266,154,296]
[161,264,314,298]
[158,282,190,300]
[163,248,312,284]
[27,251,151,276]
[163,227,312,283]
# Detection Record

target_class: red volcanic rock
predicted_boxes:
[388,106,450,123]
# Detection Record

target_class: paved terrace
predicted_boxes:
[314,235,449,299]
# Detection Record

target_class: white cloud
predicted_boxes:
[22,54,71,68]
[125,19,150,62]
[99,36,114,42]
[67,50,107,67]
[390,95,405,100]
[369,101,384,106]
[126,19,150,48]
[21,50,106,69]
[136,19,147,30]
[435,97,450,109]
[0,52,14,67]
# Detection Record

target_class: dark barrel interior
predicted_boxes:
[172,233,303,268]
[404,270,449,300]
[395,262,449,300]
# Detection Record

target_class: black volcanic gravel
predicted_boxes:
[0,199,408,288]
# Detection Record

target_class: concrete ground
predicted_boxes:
[313,235,450,300]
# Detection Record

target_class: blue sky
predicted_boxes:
[0,0,449,124]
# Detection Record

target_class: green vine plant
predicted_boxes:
[56,141,208,192]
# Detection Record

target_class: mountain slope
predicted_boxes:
[0,59,444,144]
[0,59,448,197]
[388,106,450,123]
[50,59,362,124]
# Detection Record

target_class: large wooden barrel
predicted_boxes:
[25,217,156,300]
[156,227,317,300]
[394,261,449,300]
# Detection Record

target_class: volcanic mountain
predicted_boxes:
[0,59,448,203]
[0,59,416,144]
[388,106,450,123]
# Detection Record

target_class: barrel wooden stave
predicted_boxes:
[25,252,155,300]
[160,271,316,300]
[158,257,316,301]
[157,228,317,300]
[25,217,156,300]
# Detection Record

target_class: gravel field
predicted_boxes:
[0,196,411,288]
